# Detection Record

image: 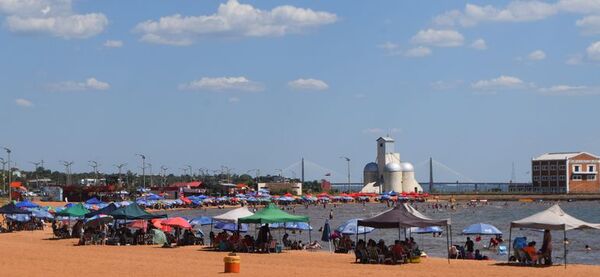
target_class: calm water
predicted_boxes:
[163,201,600,265]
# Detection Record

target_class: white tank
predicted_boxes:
[402,170,423,193]
[383,163,403,192]
[363,162,379,185]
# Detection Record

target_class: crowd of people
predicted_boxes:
[355,237,421,264]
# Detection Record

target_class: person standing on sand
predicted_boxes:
[329,209,334,220]
[540,229,552,265]
[465,237,474,254]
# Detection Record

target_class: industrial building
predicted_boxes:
[362,136,423,193]
[532,152,600,193]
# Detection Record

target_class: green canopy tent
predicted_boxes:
[238,203,311,242]
[108,203,166,220]
[55,203,90,217]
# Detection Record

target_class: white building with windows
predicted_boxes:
[362,137,423,193]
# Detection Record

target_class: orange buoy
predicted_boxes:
[224,252,241,273]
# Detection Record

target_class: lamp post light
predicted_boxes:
[3,147,12,201]
[147,163,154,187]
[340,156,351,193]
[60,161,74,185]
[114,163,127,185]
[88,160,100,185]
[135,154,146,189]
[160,166,168,187]
[185,164,193,182]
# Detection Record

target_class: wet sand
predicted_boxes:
[1,229,599,277]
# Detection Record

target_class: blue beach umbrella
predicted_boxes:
[214,221,248,233]
[28,208,54,219]
[335,218,375,235]
[7,214,32,222]
[189,216,213,226]
[410,226,443,234]
[16,200,39,209]
[270,222,313,231]
[462,223,502,235]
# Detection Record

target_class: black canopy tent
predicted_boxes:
[357,203,452,263]
[85,203,118,218]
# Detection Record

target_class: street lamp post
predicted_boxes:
[60,161,74,186]
[135,154,146,189]
[88,161,100,185]
[0,157,6,196]
[185,164,193,182]
[340,156,351,192]
[147,163,154,187]
[160,166,168,187]
[114,163,127,185]
[3,147,12,201]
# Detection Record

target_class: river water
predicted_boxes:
[163,201,600,265]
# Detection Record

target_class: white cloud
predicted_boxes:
[528,50,546,60]
[411,29,464,47]
[404,46,432,57]
[434,2,558,27]
[576,15,600,35]
[48,77,110,92]
[587,41,600,61]
[539,85,600,96]
[566,53,584,65]
[470,38,487,50]
[179,76,264,92]
[288,78,329,91]
[0,0,107,39]
[133,0,337,46]
[471,75,525,90]
[431,80,464,90]
[15,98,33,107]
[103,40,123,48]
[378,41,401,55]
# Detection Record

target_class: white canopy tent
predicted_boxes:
[212,207,254,223]
[508,204,600,267]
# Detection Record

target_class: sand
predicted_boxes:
[1,229,598,277]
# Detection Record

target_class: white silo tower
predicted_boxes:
[383,162,403,193]
[400,162,423,193]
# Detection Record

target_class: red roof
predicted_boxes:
[169,181,202,188]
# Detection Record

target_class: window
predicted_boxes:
[574,165,581,172]
[560,175,566,180]
[559,165,566,170]
[551,176,557,181]
[550,165,557,170]
[588,165,596,172]
[542,165,548,170]
[533,176,540,181]
[533,165,540,171]
[587,175,596,181]
[542,176,547,181]
[572,175,583,180]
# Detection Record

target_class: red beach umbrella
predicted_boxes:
[161,217,192,229]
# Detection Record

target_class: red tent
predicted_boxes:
[180,196,191,204]
[317,192,330,198]
[162,217,192,229]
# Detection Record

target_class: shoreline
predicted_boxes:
[1,229,599,276]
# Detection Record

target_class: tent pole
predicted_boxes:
[446,224,450,264]
[507,227,512,263]
[564,228,567,269]
[308,221,312,243]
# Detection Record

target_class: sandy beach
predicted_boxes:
[0,228,598,277]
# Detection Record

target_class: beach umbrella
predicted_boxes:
[162,217,192,229]
[84,215,113,228]
[152,229,168,245]
[189,216,212,226]
[7,214,31,222]
[128,220,148,230]
[269,222,313,231]
[214,221,248,233]
[410,226,443,234]
[15,200,39,209]
[321,221,332,252]
[335,219,375,235]
[28,208,54,219]
[462,223,502,235]
[85,197,104,205]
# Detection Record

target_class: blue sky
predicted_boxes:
[2,0,600,183]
